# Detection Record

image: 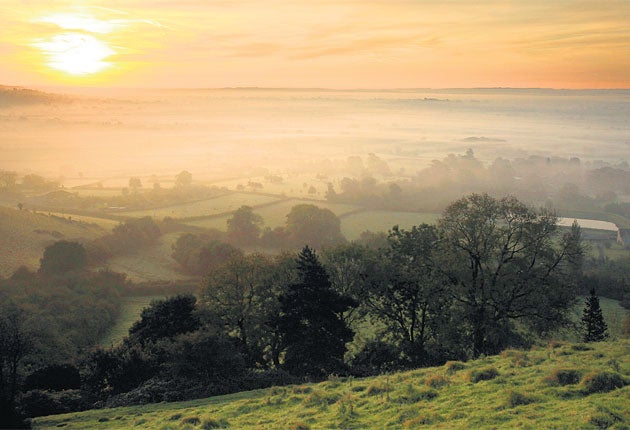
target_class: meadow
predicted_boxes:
[340,210,440,240]
[99,295,165,347]
[33,340,629,429]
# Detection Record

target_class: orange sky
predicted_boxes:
[1,0,629,89]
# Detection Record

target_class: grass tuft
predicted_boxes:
[425,373,450,389]
[444,360,466,374]
[580,371,626,394]
[468,366,500,383]
[366,382,391,396]
[180,416,201,426]
[505,390,537,408]
[543,368,583,386]
[200,416,229,429]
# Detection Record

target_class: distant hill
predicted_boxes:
[0,206,106,277]
[33,340,629,429]
[0,86,71,106]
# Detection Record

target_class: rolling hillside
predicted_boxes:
[0,206,106,277]
[33,340,629,429]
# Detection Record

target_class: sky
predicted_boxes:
[1,0,629,89]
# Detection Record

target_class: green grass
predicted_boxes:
[341,210,440,240]
[33,340,629,429]
[99,295,164,347]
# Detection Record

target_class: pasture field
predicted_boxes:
[101,233,192,282]
[99,295,164,347]
[121,193,281,220]
[340,210,440,240]
[45,212,120,230]
[206,173,332,200]
[0,206,106,277]
[33,340,629,429]
[184,198,360,230]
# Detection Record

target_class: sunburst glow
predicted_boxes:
[32,32,115,76]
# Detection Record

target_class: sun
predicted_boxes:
[32,13,118,77]
[33,33,115,76]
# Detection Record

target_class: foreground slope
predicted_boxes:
[34,341,628,429]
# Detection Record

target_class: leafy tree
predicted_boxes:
[175,170,192,187]
[363,225,453,365]
[285,204,345,249]
[227,205,263,245]
[438,194,583,357]
[581,289,608,342]
[128,177,142,190]
[39,241,87,275]
[129,295,200,345]
[276,246,356,377]
[203,253,283,366]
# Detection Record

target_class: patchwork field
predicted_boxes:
[0,206,106,277]
[120,193,281,220]
[33,340,629,429]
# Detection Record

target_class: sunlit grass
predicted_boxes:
[32,340,630,429]
[99,295,164,347]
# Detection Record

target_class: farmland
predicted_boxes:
[0,205,106,277]
[99,295,164,347]
[340,210,440,240]
[33,340,630,429]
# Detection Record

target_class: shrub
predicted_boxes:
[588,409,623,429]
[543,368,582,386]
[581,371,626,394]
[468,367,500,383]
[444,361,466,374]
[505,390,536,408]
[425,374,450,389]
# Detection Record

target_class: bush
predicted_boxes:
[18,389,86,418]
[468,367,500,383]
[543,368,582,386]
[581,371,626,394]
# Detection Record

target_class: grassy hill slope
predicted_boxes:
[33,340,629,429]
[0,206,106,277]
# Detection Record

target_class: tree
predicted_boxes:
[227,205,263,245]
[129,295,200,345]
[362,225,453,365]
[175,170,192,187]
[39,241,87,275]
[128,177,142,191]
[275,246,356,377]
[0,303,33,427]
[581,289,608,342]
[438,194,583,357]
[285,204,346,249]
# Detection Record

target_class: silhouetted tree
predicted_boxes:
[285,204,345,249]
[276,246,356,377]
[129,295,200,345]
[227,205,263,245]
[39,241,87,275]
[581,289,608,342]
[175,170,192,187]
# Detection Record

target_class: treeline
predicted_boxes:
[325,150,630,214]
[39,194,588,415]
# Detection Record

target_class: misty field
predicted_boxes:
[340,210,440,240]
[120,193,281,220]
[32,340,629,429]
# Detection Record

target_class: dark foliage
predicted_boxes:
[23,364,81,392]
[129,295,200,345]
[39,241,87,275]
[581,289,609,342]
[276,246,356,377]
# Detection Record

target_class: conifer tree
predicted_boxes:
[276,246,356,377]
[581,289,608,342]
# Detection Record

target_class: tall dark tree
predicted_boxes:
[581,289,609,342]
[285,204,346,249]
[276,246,356,377]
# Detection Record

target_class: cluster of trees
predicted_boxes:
[0,241,128,426]
[71,194,587,410]
[171,204,346,275]
[87,217,162,264]
[325,150,630,214]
